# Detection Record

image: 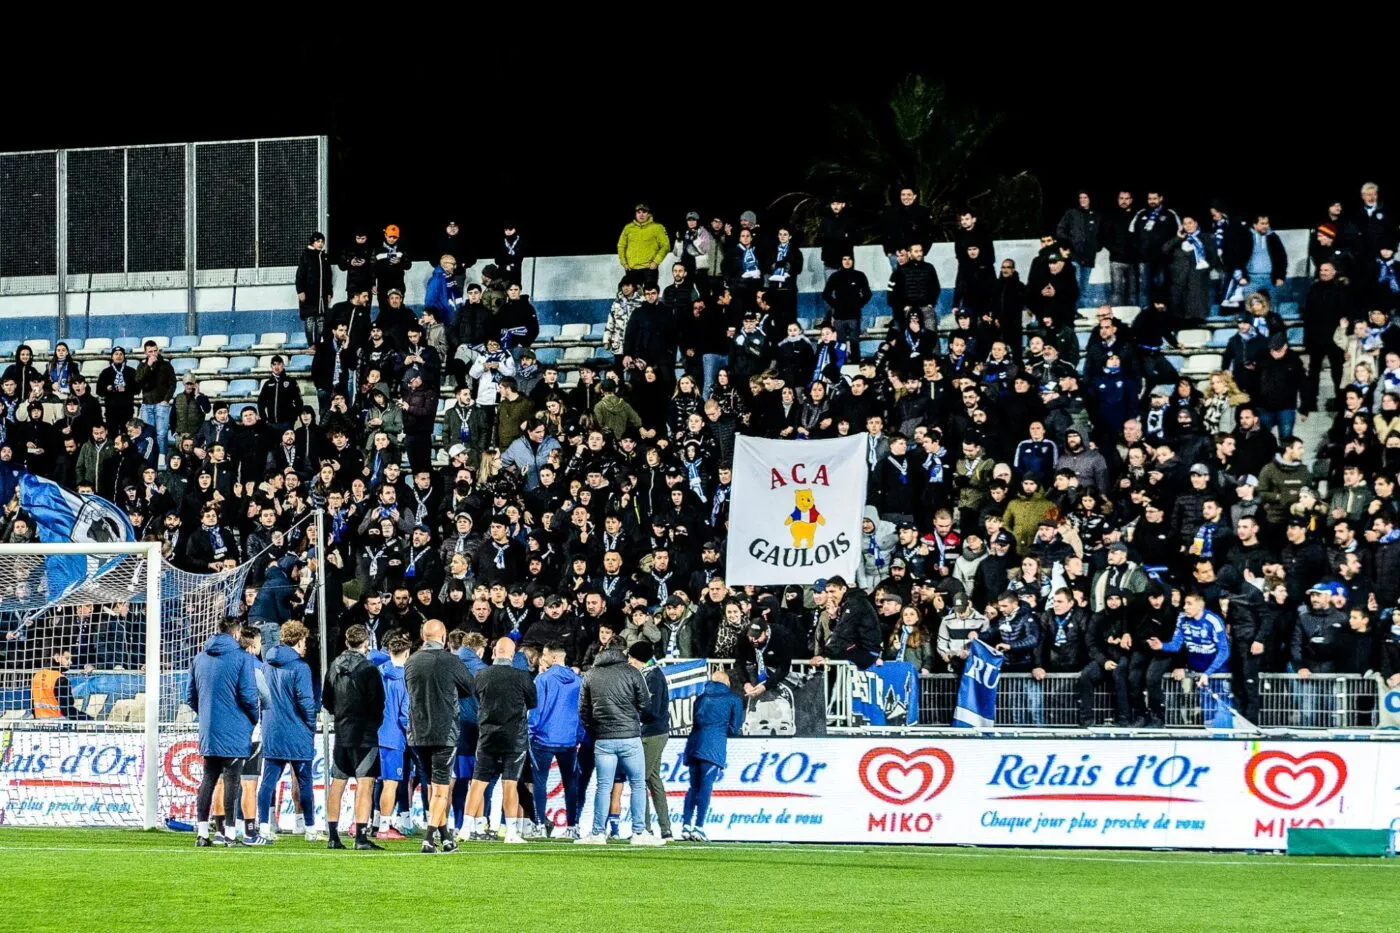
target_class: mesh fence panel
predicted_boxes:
[0,152,57,277]
[127,145,185,273]
[66,148,125,276]
[256,138,318,268]
[195,142,254,269]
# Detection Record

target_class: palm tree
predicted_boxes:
[786,76,1040,243]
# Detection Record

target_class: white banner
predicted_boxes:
[725,435,867,585]
[8,731,1400,849]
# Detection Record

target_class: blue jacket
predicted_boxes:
[188,633,260,758]
[1161,609,1230,674]
[996,607,1042,667]
[641,664,670,738]
[528,663,584,747]
[376,655,410,751]
[424,267,463,324]
[260,644,318,761]
[248,561,297,627]
[683,681,743,767]
[456,647,488,725]
[1013,439,1057,480]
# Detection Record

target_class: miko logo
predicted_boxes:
[164,741,203,795]
[1244,751,1347,811]
[859,747,953,806]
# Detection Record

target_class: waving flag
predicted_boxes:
[17,470,134,599]
[953,639,1003,729]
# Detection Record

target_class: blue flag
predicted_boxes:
[851,661,920,726]
[17,470,134,600]
[953,638,1003,729]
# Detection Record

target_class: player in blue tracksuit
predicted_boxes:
[188,617,259,847]
[528,644,584,837]
[681,669,744,843]
[371,633,411,839]
[1149,591,1231,724]
[1012,425,1057,480]
[255,622,319,844]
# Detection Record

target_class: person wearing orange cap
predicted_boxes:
[374,224,412,311]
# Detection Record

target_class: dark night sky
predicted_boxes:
[8,38,1389,260]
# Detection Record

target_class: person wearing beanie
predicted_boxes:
[296,231,333,345]
[617,203,670,291]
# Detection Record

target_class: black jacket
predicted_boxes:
[1301,277,1353,343]
[404,643,475,747]
[578,649,649,740]
[819,209,856,268]
[473,659,537,745]
[1037,607,1092,671]
[824,591,883,666]
[337,241,375,295]
[1131,206,1181,262]
[372,241,412,297]
[889,260,941,310]
[622,302,677,366]
[323,648,386,747]
[734,624,798,689]
[883,203,935,255]
[257,374,303,426]
[1255,350,1305,412]
[295,247,333,317]
[822,268,872,321]
[1102,205,1137,264]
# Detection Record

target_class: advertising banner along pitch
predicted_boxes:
[725,435,868,585]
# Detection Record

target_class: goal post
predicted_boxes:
[0,541,249,830]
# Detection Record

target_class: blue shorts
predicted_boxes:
[379,747,405,783]
[455,754,474,781]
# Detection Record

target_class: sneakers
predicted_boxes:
[211,835,231,848]
[242,835,273,847]
[690,829,709,843]
[376,828,407,841]
[195,836,214,848]
[503,830,527,845]
[680,826,694,842]
[354,837,385,851]
[327,836,347,850]
[562,826,580,841]
[440,836,459,854]
[304,829,325,843]
[574,833,608,846]
[468,831,493,842]
[420,840,438,855]
[630,832,665,847]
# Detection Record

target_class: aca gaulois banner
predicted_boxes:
[725,435,868,585]
[7,731,1400,850]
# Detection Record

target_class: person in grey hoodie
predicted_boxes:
[1057,428,1109,496]
[857,505,897,591]
[576,646,662,845]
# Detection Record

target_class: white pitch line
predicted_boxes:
[0,841,1393,869]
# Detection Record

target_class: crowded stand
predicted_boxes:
[6,181,1400,755]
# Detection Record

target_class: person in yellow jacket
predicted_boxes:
[31,646,91,720]
[617,203,670,290]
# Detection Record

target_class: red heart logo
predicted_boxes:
[859,747,954,806]
[163,740,203,795]
[1244,750,1347,811]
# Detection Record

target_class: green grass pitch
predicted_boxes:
[2,828,1397,931]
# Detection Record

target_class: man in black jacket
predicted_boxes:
[404,619,476,852]
[577,646,659,844]
[821,254,871,356]
[632,642,673,841]
[296,231,333,345]
[735,619,797,695]
[888,243,942,331]
[372,224,411,310]
[323,624,385,850]
[1103,191,1138,307]
[1300,261,1351,415]
[814,576,882,670]
[337,227,375,298]
[882,187,935,269]
[819,198,855,276]
[257,356,303,433]
[458,635,536,845]
[1130,192,1180,302]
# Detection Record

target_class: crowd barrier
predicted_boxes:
[3,728,1397,849]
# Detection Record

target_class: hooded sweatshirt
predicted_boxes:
[528,662,584,748]
[1257,454,1310,525]
[1004,483,1055,551]
[187,632,259,758]
[261,643,319,762]
[858,504,898,590]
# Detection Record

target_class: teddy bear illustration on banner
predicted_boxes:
[785,489,825,549]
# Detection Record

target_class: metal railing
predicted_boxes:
[703,657,852,728]
[916,672,1380,729]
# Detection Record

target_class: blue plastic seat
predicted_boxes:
[1287,326,1304,346]
[221,355,257,375]
[229,402,255,419]
[1278,302,1301,319]
[0,341,20,357]
[283,333,309,350]
[169,336,200,352]
[170,357,198,376]
[860,339,883,358]
[286,354,313,373]
[589,322,607,339]
[225,379,260,397]
[534,347,563,366]
[1207,328,1234,348]
[536,325,562,342]
[225,333,256,352]
[593,350,615,364]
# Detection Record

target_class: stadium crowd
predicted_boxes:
[10,182,1400,749]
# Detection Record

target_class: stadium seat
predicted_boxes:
[284,333,309,350]
[1287,326,1304,346]
[229,402,255,418]
[534,347,563,366]
[872,315,893,332]
[169,336,199,352]
[256,354,278,371]
[562,346,594,364]
[80,359,107,378]
[840,363,860,379]
[589,323,607,339]
[1076,331,1091,351]
[26,339,51,355]
[536,325,562,342]
[225,379,260,397]
[1165,354,1186,374]
[198,334,230,351]
[170,357,197,376]
[1278,302,1301,319]
[559,323,590,340]
[1177,329,1211,350]
[198,379,228,396]
[594,350,615,364]
[859,339,883,358]
[253,332,287,350]
[82,693,109,717]
[221,356,256,375]
[139,336,170,350]
[0,340,20,358]
[797,317,811,332]
[1207,328,1234,348]
[81,337,112,354]
[436,398,449,415]
[286,354,313,374]
[195,356,229,375]
[225,333,256,352]
[1182,353,1222,376]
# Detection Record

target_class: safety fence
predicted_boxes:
[916,672,1381,730]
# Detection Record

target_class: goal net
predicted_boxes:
[0,544,250,828]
